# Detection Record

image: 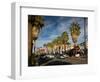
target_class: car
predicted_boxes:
[60,56,65,59]
[63,54,69,58]
[46,55,55,59]
[75,54,80,57]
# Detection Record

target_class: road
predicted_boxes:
[40,56,87,66]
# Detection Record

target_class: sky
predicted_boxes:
[34,15,88,48]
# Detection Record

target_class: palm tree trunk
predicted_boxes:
[74,42,77,48]
[31,40,37,65]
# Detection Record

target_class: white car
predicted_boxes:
[75,54,80,57]
[46,55,54,58]
[60,56,65,59]
[63,54,69,58]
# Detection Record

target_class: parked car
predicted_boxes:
[46,55,55,59]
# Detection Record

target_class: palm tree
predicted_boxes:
[28,15,44,65]
[29,15,44,54]
[56,36,62,54]
[43,43,47,48]
[61,31,69,52]
[70,22,81,47]
[52,38,58,54]
[52,38,58,49]
[46,42,53,54]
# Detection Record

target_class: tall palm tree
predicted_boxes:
[28,15,44,54]
[56,36,62,54]
[61,31,69,51]
[28,15,44,65]
[70,22,81,47]
[52,38,58,49]
[52,38,57,54]
[46,42,53,54]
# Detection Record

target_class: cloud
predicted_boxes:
[35,16,88,47]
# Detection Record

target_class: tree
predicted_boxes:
[56,36,62,53]
[70,22,81,47]
[43,44,47,47]
[50,36,62,54]
[28,15,44,30]
[52,38,58,52]
[28,15,44,65]
[28,15,44,54]
[46,42,53,54]
[61,31,69,51]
